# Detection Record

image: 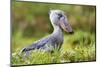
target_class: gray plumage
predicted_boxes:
[21,10,73,54]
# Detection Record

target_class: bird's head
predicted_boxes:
[49,10,74,34]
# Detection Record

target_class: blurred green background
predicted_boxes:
[11,1,96,65]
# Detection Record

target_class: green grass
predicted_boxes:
[11,30,96,65]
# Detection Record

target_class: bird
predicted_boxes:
[20,9,74,55]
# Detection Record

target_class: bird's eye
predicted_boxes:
[58,14,63,19]
[58,14,63,18]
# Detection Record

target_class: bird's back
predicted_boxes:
[21,33,63,53]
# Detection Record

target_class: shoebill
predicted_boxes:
[20,10,74,55]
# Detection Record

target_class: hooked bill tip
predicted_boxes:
[69,31,74,34]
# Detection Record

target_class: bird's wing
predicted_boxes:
[33,36,51,49]
[21,35,51,53]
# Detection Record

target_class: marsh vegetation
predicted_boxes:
[11,1,96,65]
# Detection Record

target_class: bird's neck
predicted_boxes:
[52,25,63,37]
[51,25,64,45]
